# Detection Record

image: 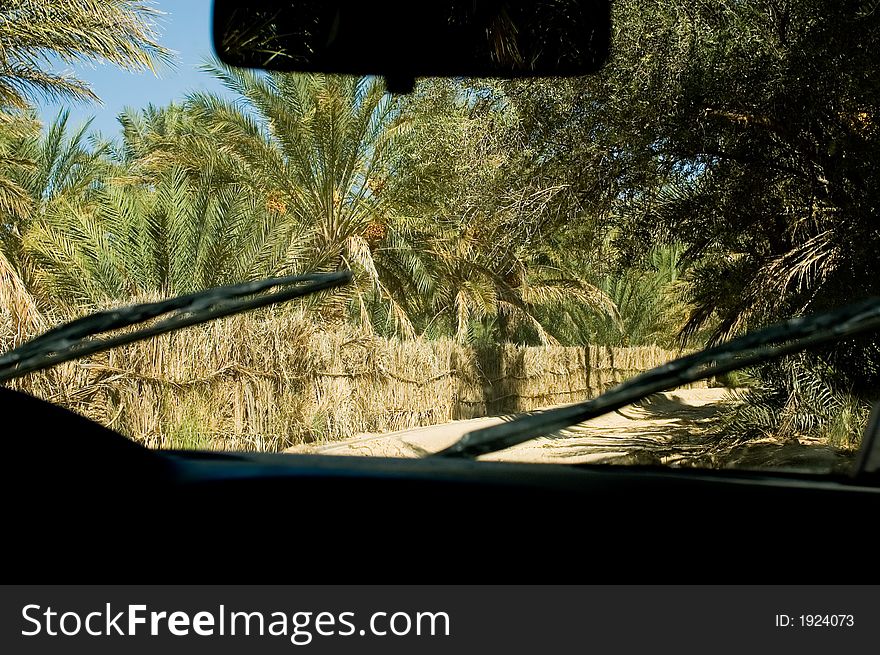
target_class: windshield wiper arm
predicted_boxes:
[434,297,880,459]
[0,271,352,384]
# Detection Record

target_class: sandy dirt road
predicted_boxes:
[285,387,737,465]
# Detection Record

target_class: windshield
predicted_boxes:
[1,0,877,475]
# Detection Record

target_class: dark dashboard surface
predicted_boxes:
[4,386,878,583]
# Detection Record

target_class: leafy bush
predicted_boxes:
[716,354,871,450]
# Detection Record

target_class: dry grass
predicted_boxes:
[2,308,703,451]
[0,252,47,350]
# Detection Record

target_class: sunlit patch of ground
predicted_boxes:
[286,388,857,473]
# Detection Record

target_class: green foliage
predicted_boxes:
[388,78,617,344]
[494,0,880,442]
[0,0,171,108]
[1,110,113,311]
[570,243,692,347]
[24,167,276,304]
[3,0,880,457]
[717,354,871,450]
[604,1,880,338]
[0,0,172,320]
[165,411,213,451]
[182,66,425,334]
[0,110,39,223]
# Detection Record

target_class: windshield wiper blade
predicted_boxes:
[434,297,880,459]
[0,271,352,384]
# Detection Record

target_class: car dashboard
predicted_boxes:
[4,386,878,582]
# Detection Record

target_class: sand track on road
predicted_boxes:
[285,388,736,465]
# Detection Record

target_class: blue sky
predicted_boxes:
[37,0,232,138]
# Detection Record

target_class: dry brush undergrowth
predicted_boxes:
[2,304,702,451]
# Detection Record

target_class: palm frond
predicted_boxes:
[0,0,173,106]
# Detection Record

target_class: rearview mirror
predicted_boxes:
[212,0,611,92]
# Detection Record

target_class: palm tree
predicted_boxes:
[0,0,172,333]
[370,77,620,344]
[17,105,322,307]
[394,187,617,345]
[1,109,107,340]
[0,0,171,108]
[0,110,113,305]
[0,110,38,220]
[579,243,691,348]
[2,109,108,276]
[113,102,235,184]
[182,63,418,334]
[25,166,279,304]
